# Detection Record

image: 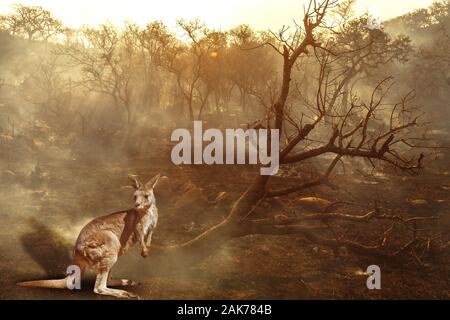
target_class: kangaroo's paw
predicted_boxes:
[141,248,149,257]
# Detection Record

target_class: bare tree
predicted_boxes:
[160,19,216,120]
[58,23,139,137]
[22,54,74,128]
[141,0,440,272]
[320,4,412,115]
[228,25,279,116]
[133,21,173,111]
[0,4,64,42]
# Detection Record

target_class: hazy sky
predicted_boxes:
[0,0,436,31]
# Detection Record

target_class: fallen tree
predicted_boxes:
[144,0,443,273]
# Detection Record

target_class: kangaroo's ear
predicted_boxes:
[128,175,141,189]
[145,173,161,190]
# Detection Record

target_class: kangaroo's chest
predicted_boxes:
[118,206,159,256]
[140,205,158,236]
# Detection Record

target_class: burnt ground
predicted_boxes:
[0,148,449,300]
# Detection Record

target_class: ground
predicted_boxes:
[0,147,449,300]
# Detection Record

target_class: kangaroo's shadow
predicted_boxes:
[20,218,72,278]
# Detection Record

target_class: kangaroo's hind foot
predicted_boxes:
[94,272,140,299]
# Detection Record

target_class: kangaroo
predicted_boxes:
[17,174,161,299]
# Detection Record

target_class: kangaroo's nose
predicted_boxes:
[135,202,140,208]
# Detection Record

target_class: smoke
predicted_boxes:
[0,1,448,299]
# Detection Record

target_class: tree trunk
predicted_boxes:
[197,91,211,120]
[240,89,247,115]
[143,174,270,274]
[80,114,85,138]
[187,96,195,121]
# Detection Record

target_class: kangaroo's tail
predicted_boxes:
[17,251,88,290]
[16,276,70,289]
[16,265,83,289]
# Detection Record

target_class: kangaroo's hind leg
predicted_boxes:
[90,245,139,298]
[94,271,140,299]
[84,231,139,299]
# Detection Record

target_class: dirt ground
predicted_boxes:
[0,149,449,300]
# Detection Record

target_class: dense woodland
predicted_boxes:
[0,0,449,299]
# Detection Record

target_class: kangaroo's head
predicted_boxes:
[128,174,161,209]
